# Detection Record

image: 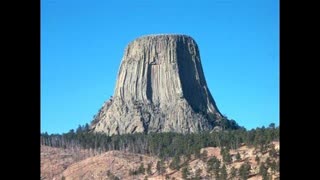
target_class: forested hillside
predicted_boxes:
[41,124,279,159]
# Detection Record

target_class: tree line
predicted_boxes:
[41,123,279,159]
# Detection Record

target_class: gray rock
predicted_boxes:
[90,34,224,135]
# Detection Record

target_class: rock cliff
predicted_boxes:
[91,34,224,135]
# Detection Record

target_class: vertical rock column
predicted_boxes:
[91,34,223,135]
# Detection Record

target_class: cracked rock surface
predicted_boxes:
[91,34,223,135]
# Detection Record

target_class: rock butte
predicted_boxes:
[90,34,224,135]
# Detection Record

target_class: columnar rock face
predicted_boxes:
[90,34,224,135]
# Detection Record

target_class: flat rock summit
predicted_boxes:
[90,34,227,135]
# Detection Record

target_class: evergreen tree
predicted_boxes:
[259,163,269,180]
[147,162,152,175]
[169,155,181,170]
[269,145,277,158]
[186,153,191,161]
[239,163,251,180]
[219,164,227,180]
[255,155,260,164]
[156,160,161,174]
[207,157,221,178]
[138,163,145,174]
[268,123,275,129]
[221,147,232,164]
[182,166,190,180]
[194,148,201,159]
[270,160,277,174]
[265,157,271,167]
[156,160,166,175]
[229,167,237,180]
[236,152,241,161]
[200,150,208,161]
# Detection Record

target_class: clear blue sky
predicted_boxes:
[41,0,279,134]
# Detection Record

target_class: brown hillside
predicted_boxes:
[41,146,99,180]
[41,141,279,180]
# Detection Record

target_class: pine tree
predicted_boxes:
[239,163,251,180]
[207,157,221,178]
[265,157,271,167]
[169,155,181,170]
[138,163,145,174]
[219,165,227,180]
[229,167,237,180]
[270,160,277,174]
[268,123,275,129]
[221,147,232,164]
[236,152,241,161]
[147,162,152,175]
[182,166,190,180]
[259,163,269,180]
[200,150,208,161]
[156,161,161,174]
[255,155,260,164]
[269,145,277,158]
[156,160,166,175]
